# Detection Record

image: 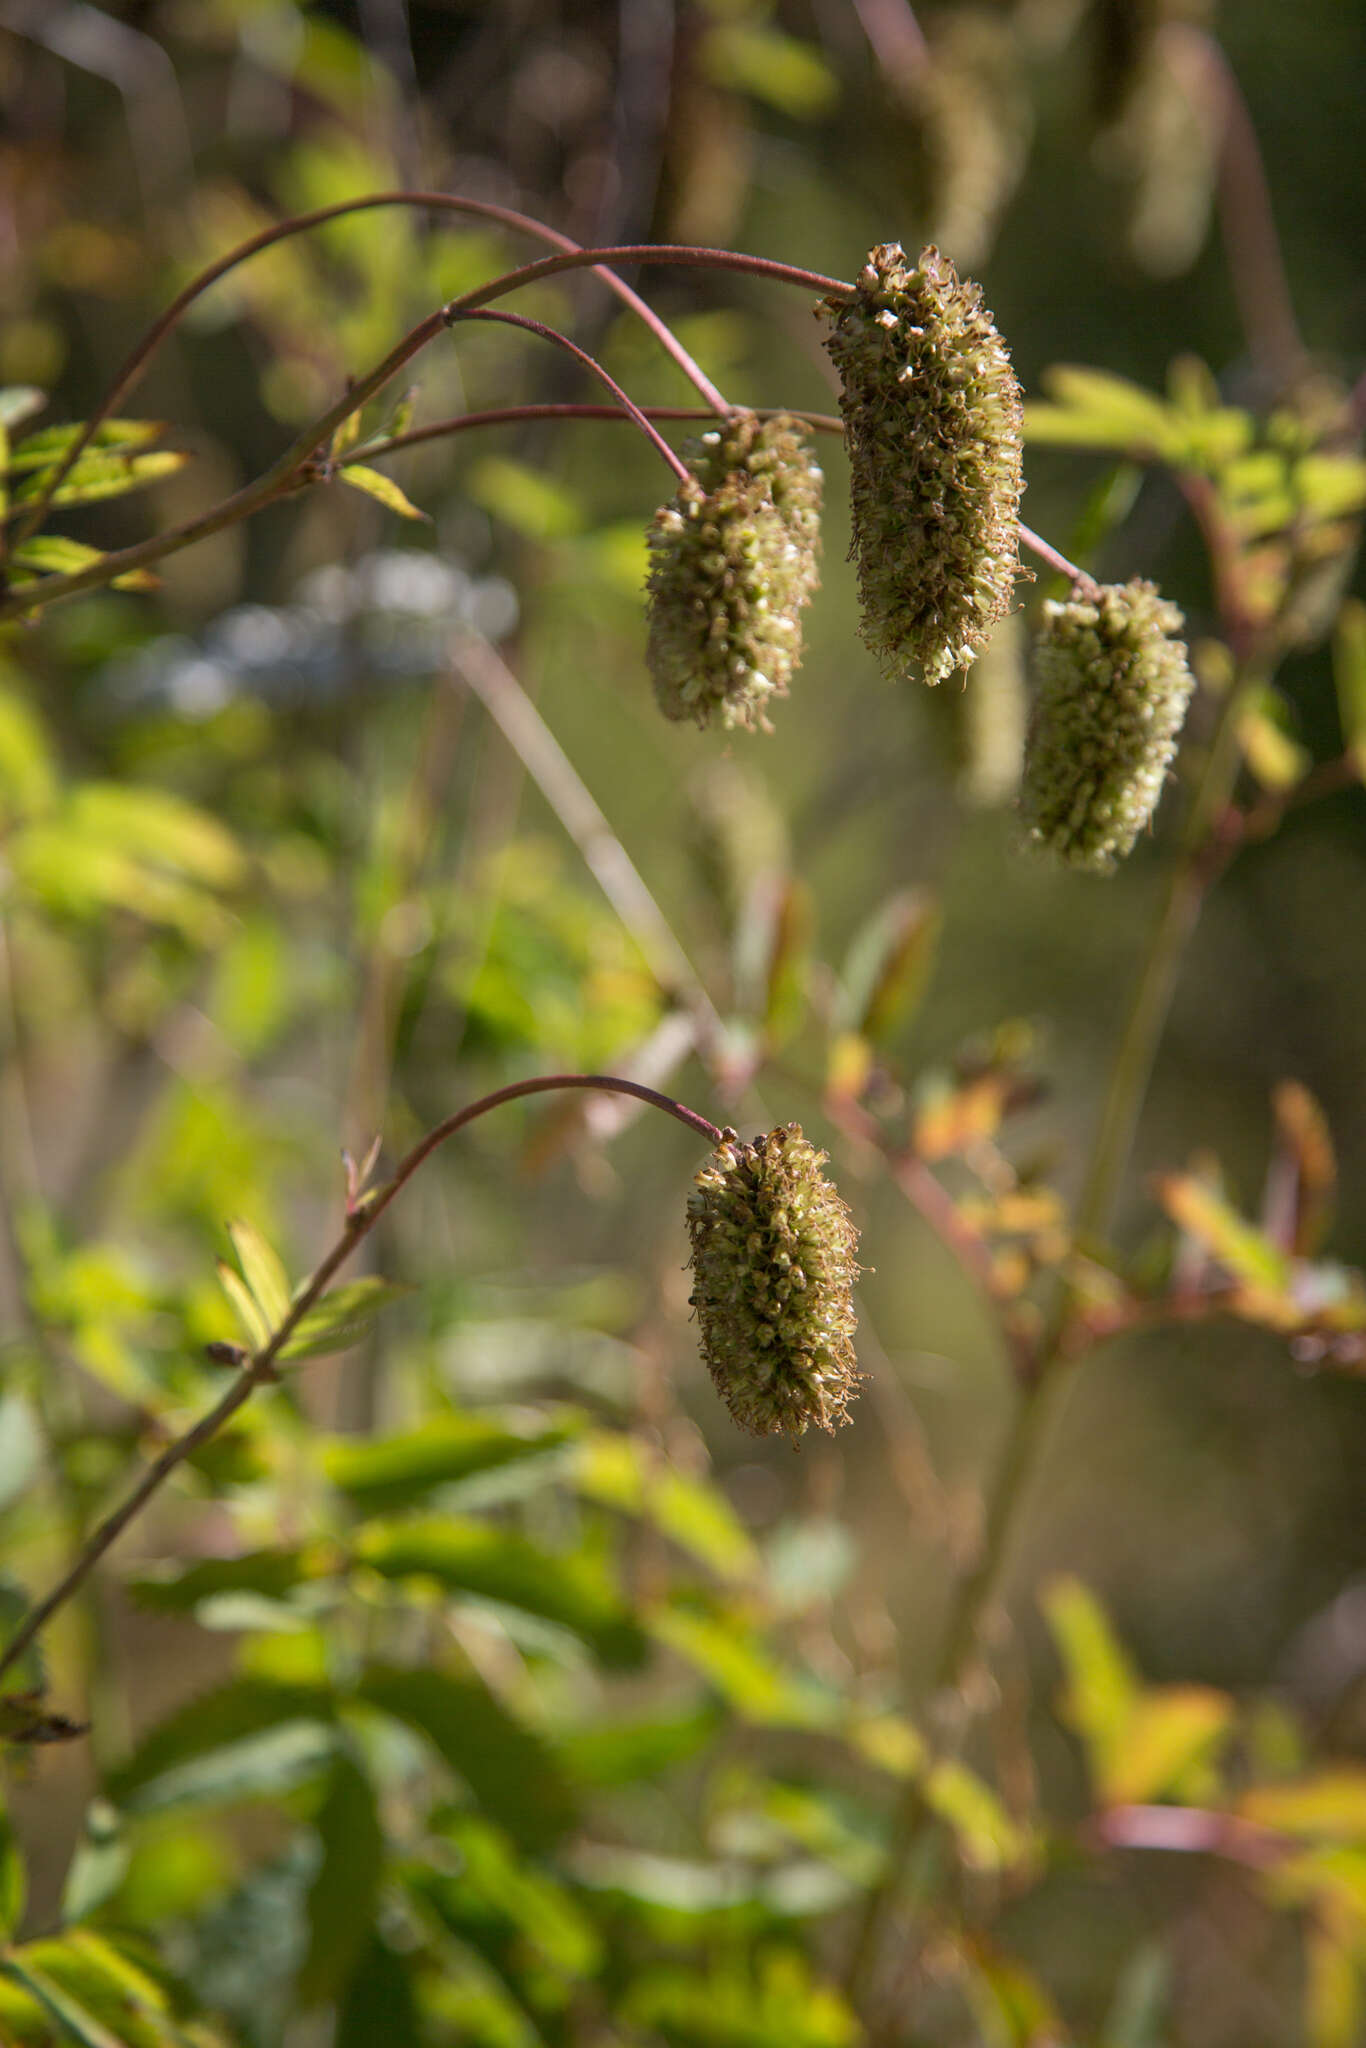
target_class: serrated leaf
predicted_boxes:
[357,1662,576,1849]
[10,535,158,592]
[338,463,428,521]
[12,447,186,507]
[226,1219,292,1330]
[355,1516,644,1667]
[321,1409,577,1513]
[572,1432,759,1583]
[217,1260,271,1349]
[298,1748,384,2007]
[276,1277,408,1361]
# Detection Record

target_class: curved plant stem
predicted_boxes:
[448,309,691,482]
[357,401,846,458]
[447,243,854,314]
[0,1075,721,1694]
[6,190,732,555]
[844,666,1257,1993]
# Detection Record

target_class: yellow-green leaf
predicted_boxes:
[338,462,428,522]
[226,1219,292,1331]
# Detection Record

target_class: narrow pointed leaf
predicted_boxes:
[338,464,428,522]
[298,1749,384,2007]
[226,1220,292,1330]
[276,1278,409,1361]
[217,1260,271,1349]
[12,448,187,507]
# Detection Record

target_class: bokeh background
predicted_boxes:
[2,2,1365,2043]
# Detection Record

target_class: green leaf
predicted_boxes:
[60,1801,129,1925]
[127,1548,315,1615]
[8,535,158,591]
[561,1700,722,1788]
[0,683,57,819]
[648,1603,835,1729]
[107,1677,337,1804]
[836,889,940,1046]
[276,1277,409,1361]
[0,1958,126,2048]
[572,1432,759,1583]
[922,1759,1029,1872]
[120,1721,338,1816]
[1237,686,1312,790]
[1025,366,1178,456]
[1295,453,1366,522]
[1102,1685,1234,1806]
[1334,597,1366,776]
[12,448,187,507]
[217,1260,271,1349]
[298,1748,384,2007]
[0,1933,182,2048]
[335,1933,422,2048]
[226,1219,292,1331]
[1041,1574,1139,1784]
[1241,1769,1366,1842]
[355,1516,645,1667]
[7,418,164,469]
[1155,1174,1294,1295]
[0,1804,26,1941]
[321,1409,577,1514]
[356,1662,576,1850]
[0,1394,42,1514]
[408,1811,601,1984]
[338,463,429,522]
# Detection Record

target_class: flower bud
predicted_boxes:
[821,243,1023,686]
[646,413,822,733]
[687,1124,861,1439]
[1021,578,1195,871]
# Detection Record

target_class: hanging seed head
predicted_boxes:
[646,412,823,733]
[687,1124,861,1440]
[1021,578,1195,871]
[821,243,1024,686]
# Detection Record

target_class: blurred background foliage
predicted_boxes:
[0,1,1365,2043]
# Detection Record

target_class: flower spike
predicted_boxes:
[1021,578,1196,871]
[821,243,1024,686]
[646,412,822,733]
[687,1124,862,1439]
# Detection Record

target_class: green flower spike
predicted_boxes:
[687,1124,861,1440]
[821,242,1024,686]
[1021,578,1196,872]
[646,412,822,733]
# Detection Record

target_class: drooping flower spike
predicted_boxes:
[821,242,1024,687]
[687,1123,862,1440]
[646,411,822,733]
[1021,578,1196,871]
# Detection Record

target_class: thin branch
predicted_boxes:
[447,309,690,483]
[7,191,733,555]
[448,632,727,1058]
[355,401,845,460]
[446,244,854,316]
[0,1074,722,1694]
[1018,522,1099,593]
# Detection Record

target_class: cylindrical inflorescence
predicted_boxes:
[646,412,822,733]
[821,242,1024,686]
[1021,577,1196,871]
[686,1123,861,1439]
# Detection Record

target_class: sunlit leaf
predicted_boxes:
[7,418,165,469]
[0,1806,25,1941]
[338,463,429,522]
[572,1432,759,1583]
[8,535,158,592]
[0,683,57,818]
[1271,1079,1336,1256]
[128,1548,316,1615]
[1041,1574,1139,1788]
[119,1721,338,1816]
[217,1259,271,1350]
[1025,365,1178,456]
[277,1278,409,1361]
[407,1810,601,1984]
[467,455,583,540]
[1102,1685,1234,1806]
[620,1947,858,2048]
[562,1700,722,1788]
[12,447,186,507]
[1237,687,1311,790]
[1305,1918,1363,2048]
[227,1219,292,1331]
[923,1760,1029,1872]
[322,1409,576,1513]
[0,388,46,430]
[648,1604,835,1729]
[1241,1770,1366,1842]
[107,1677,337,1804]
[1155,1174,1294,1297]
[836,889,940,1046]
[702,23,840,117]
[0,1958,126,2048]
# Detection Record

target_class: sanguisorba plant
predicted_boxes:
[3,168,1366,2048]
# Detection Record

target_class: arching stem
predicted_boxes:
[0,1075,721,1694]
